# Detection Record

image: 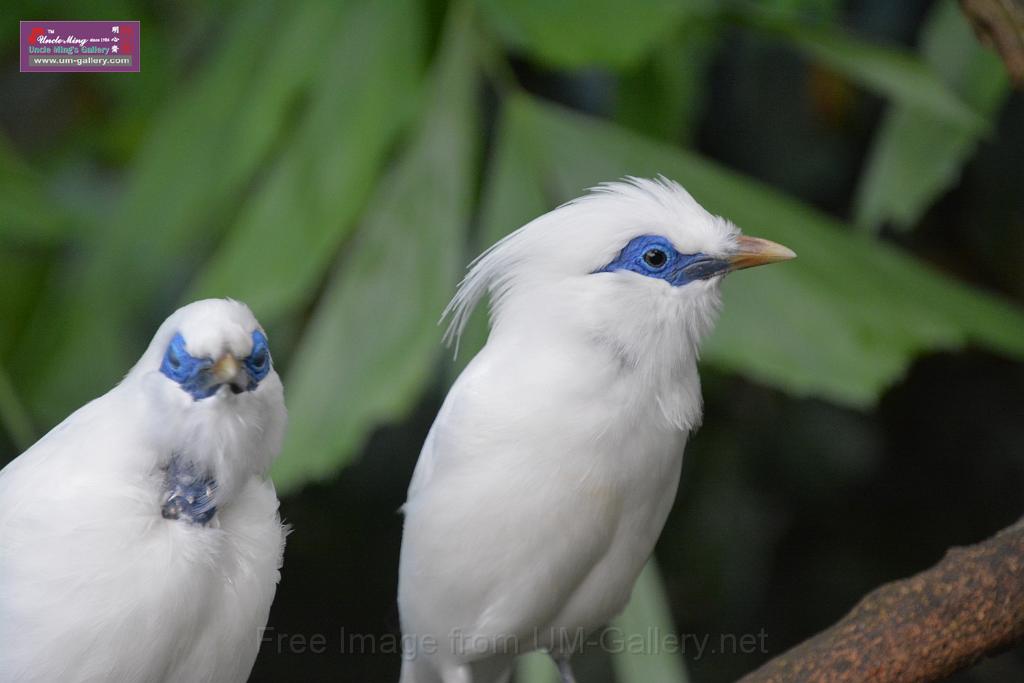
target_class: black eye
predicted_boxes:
[643,248,668,269]
[167,347,181,368]
[251,347,267,368]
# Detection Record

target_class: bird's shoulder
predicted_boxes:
[0,389,141,510]
[402,348,497,506]
[402,340,616,504]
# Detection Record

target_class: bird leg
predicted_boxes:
[551,654,578,683]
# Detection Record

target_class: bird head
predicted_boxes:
[145,300,275,401]
[444,177,794,368]
[127,299,286,480]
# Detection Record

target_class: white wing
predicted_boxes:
[398,345,626,649]
[0,386,285,683]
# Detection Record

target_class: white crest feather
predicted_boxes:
[441,175,738,352]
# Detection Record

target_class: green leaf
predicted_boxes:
[448,103,550,375]
[743,6,989,132]
[0,363,35,453]
[496,95,1024,407]
[108,1,341,274]
[615,22,721,144]
[757,0,842,18]
[853,0,1011,232]
[612,561,690,683]
[0,135,68,246]
[189,0,425,319]
[273,5,479,493]
[476,0,707,69]
[515,653,559,683]
[15,1,349,423]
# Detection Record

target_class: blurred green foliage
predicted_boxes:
[1,1,1022,681]
[854,0,1012,231]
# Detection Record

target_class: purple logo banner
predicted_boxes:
[20,21,140,73]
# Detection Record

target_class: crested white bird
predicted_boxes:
[0,299,288,683]
[398,178,795,683]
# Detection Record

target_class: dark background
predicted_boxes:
[2,0,1022,681]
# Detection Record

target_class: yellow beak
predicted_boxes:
[728,235,797,271]
[211,354,241,384]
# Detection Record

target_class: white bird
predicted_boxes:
[398,178,795,683]
[0,299,288,683]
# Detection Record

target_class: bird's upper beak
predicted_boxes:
[727,235,797,272]
[681,235,796,280]
[210,354,246,393]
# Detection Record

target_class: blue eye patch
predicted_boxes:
[160,334,216,399]
[245,329,271,384]
[594,235,730,286]
[159,330,273,400]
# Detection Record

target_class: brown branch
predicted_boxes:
[960,0,1024,85]
[738,517,1024,683]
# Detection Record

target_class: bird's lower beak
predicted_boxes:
[727,235,797,272]
[211,354,245,391]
